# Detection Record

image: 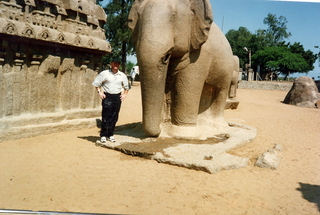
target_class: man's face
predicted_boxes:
[111,61,120,72]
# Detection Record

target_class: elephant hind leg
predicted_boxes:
[198,84,229,128]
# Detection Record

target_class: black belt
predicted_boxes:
[104,92,121,95]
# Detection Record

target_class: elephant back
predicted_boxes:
[128,0,213,51]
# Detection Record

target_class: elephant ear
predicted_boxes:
[128,0,140,31]
[190,0,213,50]
[128,0,143,44]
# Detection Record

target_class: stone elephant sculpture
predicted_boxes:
[229,56,240,99]
[128,0,235,139]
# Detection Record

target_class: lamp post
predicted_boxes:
[243,47,251,68]
[243,47,253,81]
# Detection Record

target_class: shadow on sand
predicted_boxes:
[77,122,144,144]
[297,182,320,211]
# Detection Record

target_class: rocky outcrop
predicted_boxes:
[283,77,320,108]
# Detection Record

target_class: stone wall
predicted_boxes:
[238,81,293,91]
[0,0,111,142]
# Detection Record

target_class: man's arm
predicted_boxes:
[120,73,129,101]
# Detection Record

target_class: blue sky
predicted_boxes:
[101,0,320,79]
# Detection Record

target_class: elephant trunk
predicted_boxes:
[131,0,176,136]
[138,53,170,137]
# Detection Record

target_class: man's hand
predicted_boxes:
[120,93,127,101]
[98,91,106,100]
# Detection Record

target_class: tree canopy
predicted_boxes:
[103,0,135,73]
[259,13,292,46]
[225,13,316,80]
[252,46,311,80]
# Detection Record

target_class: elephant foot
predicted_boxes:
[159,116,230,140]
[164,124,207,140]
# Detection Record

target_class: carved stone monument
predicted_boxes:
[0,0,111,142]
[97,0,256,174]
[128,0,241,139]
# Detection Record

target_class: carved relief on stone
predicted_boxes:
[31,10,56,29]
[38,29,51,40]
[25,0,36,7]
[3,22,17,35]
[56,5,67,16]
[21,25,35,38]
[87,38,94,48]
[0,1,23,20]
[0,0,111,52]
[74,35,81,46]
[56,32,66,43]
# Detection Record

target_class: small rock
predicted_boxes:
[274,144,283,152]
[255,149,281,170]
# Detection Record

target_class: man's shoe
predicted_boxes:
[109,136,116,142]
[100,136,107,143]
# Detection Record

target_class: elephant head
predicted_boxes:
[128,0,215,137]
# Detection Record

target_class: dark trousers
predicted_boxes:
[100,93,122,137]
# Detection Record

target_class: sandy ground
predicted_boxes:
[0,82,319,215]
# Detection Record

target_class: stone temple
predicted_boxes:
[0,0,111,142]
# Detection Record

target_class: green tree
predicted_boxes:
[252,46,313,80]
[257,13,292,46]
[225,27,253,68]
[226,27,269,69]
[286,42,317,72]
[104,0,135,73]
[225,13,317,81]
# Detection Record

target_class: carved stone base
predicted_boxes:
[96,122,257,174]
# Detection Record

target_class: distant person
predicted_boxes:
[92,59,130,143]
[130,67,137,86]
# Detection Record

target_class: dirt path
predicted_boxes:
[0,83,319,215]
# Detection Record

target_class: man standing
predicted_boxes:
[129,67,137,86]
[92,59,129,143]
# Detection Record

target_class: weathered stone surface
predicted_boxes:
[97,122,257,174]
[238,81,293,91]
[225,99,240,110]
[128,0,240,139]
[255,149,281,170]
[0,0,110,142]
[283,76,320,108]
[0,0,110,52]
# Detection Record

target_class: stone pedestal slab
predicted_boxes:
[96,122,257,174]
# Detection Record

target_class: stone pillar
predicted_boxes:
[248,68,254,81]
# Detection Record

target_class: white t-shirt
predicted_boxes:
[92,69,129,94]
